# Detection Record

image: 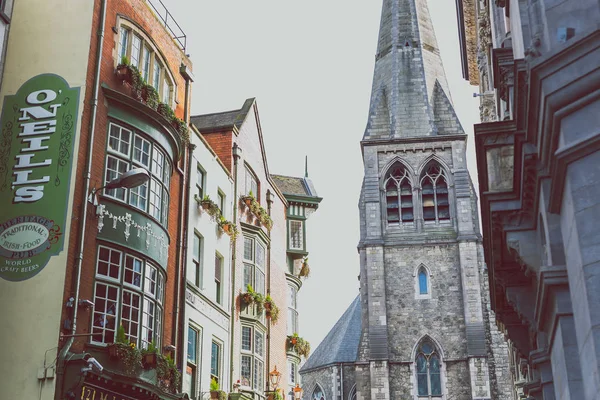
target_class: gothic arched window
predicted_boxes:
[384,163,414,223]
[348,385,357,400]
[312,385,325,400]
[420,163,450,223]
[415,340,442,397]
[418,267,428,295]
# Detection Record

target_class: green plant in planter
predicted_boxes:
[286,333,311,359]
[273,390,284,400]
[157,102,176,121]
[261,213,273,230]
[209,378,228,400]
[156,354,181,394]
[110,325,142,375]
[141,341,159,369]
[141,84,159,110]
[172,117,190,144]
[263,295,280,323]
[218,215,238,239]
[241,284,264,313]
[299,259,310,278]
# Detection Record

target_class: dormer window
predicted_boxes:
[117,22,175,106]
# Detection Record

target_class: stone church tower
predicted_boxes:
[300,1,513,399]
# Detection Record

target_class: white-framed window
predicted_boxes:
[186,325,201,399]
[244,165,258,196]
[117,24,174,105]
[190,232,203,288]
[240,325,265,393]
[103,122,171,226]
[211,339,222,383]
[217,190,225,216]
[289,220,304,250]
[91,245,164,348]
[287,285,298,335]
[242,236,265,295]
[196,164,205,199]
[215,252,223,305]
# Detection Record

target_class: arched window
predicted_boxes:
[420,163,450,223]
[348,385,357,400]
[312,384,325,400]
[384,163,414,223]
[418,268,428,295]
[415,339,442,397]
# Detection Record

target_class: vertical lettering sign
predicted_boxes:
[0,74,80,281]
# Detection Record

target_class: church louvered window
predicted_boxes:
[384,164,414,223]
[416,340,442,397]
[420,163,450,222]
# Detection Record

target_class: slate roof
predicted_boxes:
[271,175,319,198]
[191,98,255,132]
[300,296,362,372]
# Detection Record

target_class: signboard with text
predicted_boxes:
[0,74,80,281]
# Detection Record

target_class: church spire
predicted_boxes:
[364,0,463,140]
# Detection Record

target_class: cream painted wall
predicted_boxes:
[0,0,94,399]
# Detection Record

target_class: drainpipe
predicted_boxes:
[174,69,193,367]
[55,0,107,398]
[229,143,241,392]
[266,190,273,390]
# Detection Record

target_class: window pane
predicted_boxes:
[197,166,204,198]
[124,255,142,288]
[105,156,128,200]
[121,290,141,344]
[162,187,169,225]
[92,282,119,343]
[141,298,155,348]
[243,263,252,289]
[289,361,296,384]
[119,28,129,60]
[152,148,165,179]
[289,286,297,309]
[145,264,157,297]
[155,307,162,348]
[133,135,150,167]
[255,330,264,357]
[289,220,303,249]
[162,78,170,104]
[430,357,442,395]
[187,326,197,363]
[256,243,265,269]
[243,237,254,261]
[153,58,161,90]
[241,326,252,351]
[253,359,263,391]
[419,270,428,294]
[255,269,265,295]
[149,178,162,220]
[129,180,148,211]
[211,341,220,378]
[157,274,164,304]
[217,191,225,215]
[108,124,131,156]
[215,254,222,304]
[142,46,151,81]
[241,355,251,383]
[131,35,141,67]
[97,247,122,280]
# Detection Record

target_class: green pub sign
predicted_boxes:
[0,74,80,281]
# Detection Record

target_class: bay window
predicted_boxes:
[91,245,164,348]
[240,325,265,392]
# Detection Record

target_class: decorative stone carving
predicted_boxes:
[479,93,498,122]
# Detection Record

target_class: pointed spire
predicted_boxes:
[363,0,462,140]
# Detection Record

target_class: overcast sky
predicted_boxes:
[160,0,481,352]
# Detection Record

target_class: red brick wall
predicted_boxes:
[62,0,192,353]
[201,130,233,173]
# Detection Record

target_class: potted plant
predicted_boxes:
[263,295,280,323]
[299,258,310,278]
[261,213,273,230]
[240,284,264,313]
[141,341,158,369]
[157,102,175,121]
[141,83,159,110]
[210,377,220,399]
[200,194,214,210]
[107,325,142,375]
[116,56,130,80]
[240,190,254,206]
[172,117,190,143]
[287,333,311,359]
[157,354,181,394]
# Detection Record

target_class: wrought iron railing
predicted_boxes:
[146,0,187,51]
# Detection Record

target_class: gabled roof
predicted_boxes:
[190,98,254,133]
[300,296,362,373]
[271,175,318,197]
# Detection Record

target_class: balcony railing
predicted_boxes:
[146,0,187,51]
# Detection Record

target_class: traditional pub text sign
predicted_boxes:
[0,74,80,281]
[80,384,137,400]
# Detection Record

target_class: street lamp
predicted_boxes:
[88,168,150,205]
[269,365,281,389]
[293,384,303,400]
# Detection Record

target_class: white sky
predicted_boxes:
[161,0,480,352]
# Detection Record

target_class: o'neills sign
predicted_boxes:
[0,74,80,281]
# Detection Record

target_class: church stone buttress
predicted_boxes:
[299,1,512,399]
